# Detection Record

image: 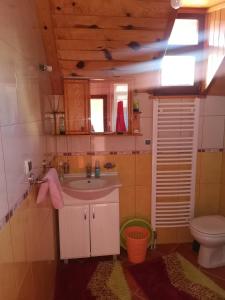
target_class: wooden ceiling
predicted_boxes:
[36,0,174,93]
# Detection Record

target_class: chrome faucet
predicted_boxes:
[86,163,92,178]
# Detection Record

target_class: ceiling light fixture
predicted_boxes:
[171,0,182,9]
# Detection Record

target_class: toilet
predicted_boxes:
[190,215,225,268]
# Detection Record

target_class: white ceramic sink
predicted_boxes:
[66,178,107,190]
[61,173,121,201]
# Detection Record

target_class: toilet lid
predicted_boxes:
[190,215,225,235]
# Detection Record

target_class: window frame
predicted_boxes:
[155,12,206,96]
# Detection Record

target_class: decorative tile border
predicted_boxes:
[198,148,224,152]
[0,189,30,231]
[57,150,152,156]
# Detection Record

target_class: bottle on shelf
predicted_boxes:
[59,115,65,135]
[95,160,100,178]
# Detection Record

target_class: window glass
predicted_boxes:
[112,84,128,131]
[168,19,199,45]
[90,98,104,132]
[161,56,196,86]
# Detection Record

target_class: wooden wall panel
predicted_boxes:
[205,7,225,92]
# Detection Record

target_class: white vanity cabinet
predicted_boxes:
[59,189,120,260]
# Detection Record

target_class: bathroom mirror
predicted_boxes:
[89,80,132,134]
[47,79,136,135]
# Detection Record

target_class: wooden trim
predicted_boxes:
[208,2,225,13]
[151,95,205,99]
[178,8,207,14]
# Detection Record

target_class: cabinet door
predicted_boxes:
[90,203,120,257]
[64,79,89,134]
[59,205,90,259]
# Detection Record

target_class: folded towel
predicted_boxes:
[37,168,63,209]
[116,101,126,133]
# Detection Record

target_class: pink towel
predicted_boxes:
[116,101,126,133]
[37,168,63,209]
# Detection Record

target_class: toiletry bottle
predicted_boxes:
[59,115,65,135]
[63,161,70,174]
[58,161,64,181]
[95,160,100,178]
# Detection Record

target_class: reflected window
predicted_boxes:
[90,96,107,132]
[112,83,129,132]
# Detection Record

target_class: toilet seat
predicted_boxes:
[190,215,225,236]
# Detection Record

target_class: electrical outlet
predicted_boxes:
[24,160,32,175]
[145,139,151,145]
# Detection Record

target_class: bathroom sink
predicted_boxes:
[61,173,121,201]
[66,178,108,190]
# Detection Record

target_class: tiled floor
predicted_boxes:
[54,243,225,300]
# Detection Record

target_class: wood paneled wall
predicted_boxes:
[205,4,225,93]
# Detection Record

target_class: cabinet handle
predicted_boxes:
[84,210,87,220]
[92,208,95,219]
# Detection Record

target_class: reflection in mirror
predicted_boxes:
[90,95,107,133]
[113,83,129,132]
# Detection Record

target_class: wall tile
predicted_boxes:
[119,187,136,224]
[202,116,225,149]
[204,96,225,116]
[135,153,152,187]
[198,116,204,149]
[199,152,222,184]
[67,135,91,153]
[135,186,151,221]
[91,135,135,152]
[45,136,56,155]
[135,117,152,151]
[115,155,135,187]
[56,136,68,153]
[0,130,8,220]
[0,81,18,126]
[198,183,221,216]
[67,155,91,173]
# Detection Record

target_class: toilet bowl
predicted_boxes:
[190,215,225,268]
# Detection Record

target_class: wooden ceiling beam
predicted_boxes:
[52,15,168,30]
[56,39,164,51]
[55,28,164,42]
[60,59,160,77]
[57,49,155,62]
[50,0,171,18]
[35,0,63,94]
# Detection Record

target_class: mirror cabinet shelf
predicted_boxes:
[45,79,142,136]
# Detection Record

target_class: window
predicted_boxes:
[160,13,205,94]
[112,83,129,132]
[90,95,107,133]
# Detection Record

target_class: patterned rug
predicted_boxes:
[54,253,225,300]
[128,252,225,300]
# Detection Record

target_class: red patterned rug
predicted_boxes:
[54,253,225,300]
[128,252,225,300]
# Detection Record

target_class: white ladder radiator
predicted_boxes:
[151,98,199,243]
